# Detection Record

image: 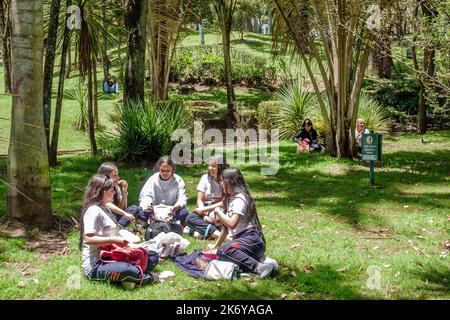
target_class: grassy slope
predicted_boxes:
[0,130,449,300]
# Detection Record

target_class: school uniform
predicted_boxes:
[186,174,223,238]
[217,194,265,272]
[82,205,158,284]
[139,172,189,223]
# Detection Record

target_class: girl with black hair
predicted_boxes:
[139,155,189,224]
[185,155,229,239]
[210,168,274,279]
[80,174,158,289]
[292,119,323,152]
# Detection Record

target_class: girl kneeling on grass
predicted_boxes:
[80,174,158,289]
[210,168,274,279]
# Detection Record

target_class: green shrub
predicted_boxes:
[171,45,277,88]
[274,81,318,140]
[234,102,256,131]
[100,99,193,163]
[357,92,391,133]
[65,81,88,131]
[256,101,280,132]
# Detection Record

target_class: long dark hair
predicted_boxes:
[97,162,117,177]
[208,155,229,182]
[302,118,314,130]
[79,174,115,250]
[221,168,261,229]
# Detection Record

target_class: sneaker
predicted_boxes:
[183,226,191,234]
[256,263,274,279]
[262,256,279,272]
[121,281,136,290]
[193,231,202,239]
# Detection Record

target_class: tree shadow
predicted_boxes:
[185,264,365,300]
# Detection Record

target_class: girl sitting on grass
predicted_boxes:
[211,168,275,279]
[97,162,135,227]
[186,155,229,239]
[80,174,158,289]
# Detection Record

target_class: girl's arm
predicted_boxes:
[84,234,127,247]
[117,181,128,210]
[194,199,225,215]
[105,202,135,222]
[214,208,240,229]
[212,226,229,250]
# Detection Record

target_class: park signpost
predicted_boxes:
[361,133,382,187]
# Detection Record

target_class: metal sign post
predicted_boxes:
[362,133,382,188]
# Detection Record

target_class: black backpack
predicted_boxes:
[144,220,183,241]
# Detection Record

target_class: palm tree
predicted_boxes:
[124,0,147,105]
[147,0,193,102]
[7,0,53,229]
[213,0,238,128]
[43,0,62,151]
[72,0,117,154]
[0,0,12,94]
[270,0,378,158]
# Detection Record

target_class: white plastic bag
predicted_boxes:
[138,232,190,258]
[204,260,239,280]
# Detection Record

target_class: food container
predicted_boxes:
[202,247,218,260]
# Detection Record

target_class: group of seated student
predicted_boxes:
[292,118,370,155]
[103,74,119,94]
[80,155,274,289]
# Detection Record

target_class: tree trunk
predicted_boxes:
[417,1,436,134]
[199,20,205,45]
[66,36,72,78]
[222,26,235,128]
[43,0,61,151]
[93,56,99,127]
[0,0,12,94]
[49,0,71,166]
[101,6,110,79]
[8,0,52,229]
[87,63,97,154]
[124,0,147,106]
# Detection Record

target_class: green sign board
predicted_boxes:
[362,133,382,162]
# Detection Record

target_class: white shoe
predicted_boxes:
[183,226,191,234]
[256,263,273,279]
[193,231,202,238]
[262,256,279,272]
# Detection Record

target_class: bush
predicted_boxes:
[171,45,277,88]
[65,81,88,131]
[234,102,256,131]
[256,101,280,132]
[357,92,391,133]
[274,81,318,140]
[100,99,193,164]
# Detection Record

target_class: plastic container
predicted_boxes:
[202,247,218,260]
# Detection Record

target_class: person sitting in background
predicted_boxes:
[292,119,323,153]
[139,155,189,226]
[103,74,118,93]
[355,118,370,153]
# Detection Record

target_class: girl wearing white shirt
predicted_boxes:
[211,168,274,279]
[186,155,229,239]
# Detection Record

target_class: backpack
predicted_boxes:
[144,220,183,241]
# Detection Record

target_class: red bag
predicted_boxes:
[100,244,148,283]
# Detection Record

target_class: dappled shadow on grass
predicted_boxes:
[185,264,364,300]
[240,144,449,230]
[410,264,450,298]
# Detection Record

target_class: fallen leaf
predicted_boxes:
[373,246,379,250]
[336,267,347,273]
[383,264,390,268]
[280,293,288,299]
[291,271,297,277]
[403,205,409,208]
[17,281,27,288]
[32,279,39,285]
[395,271,401,278]
[290,244,301,250]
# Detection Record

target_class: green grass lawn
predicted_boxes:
[0,130,449,299]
